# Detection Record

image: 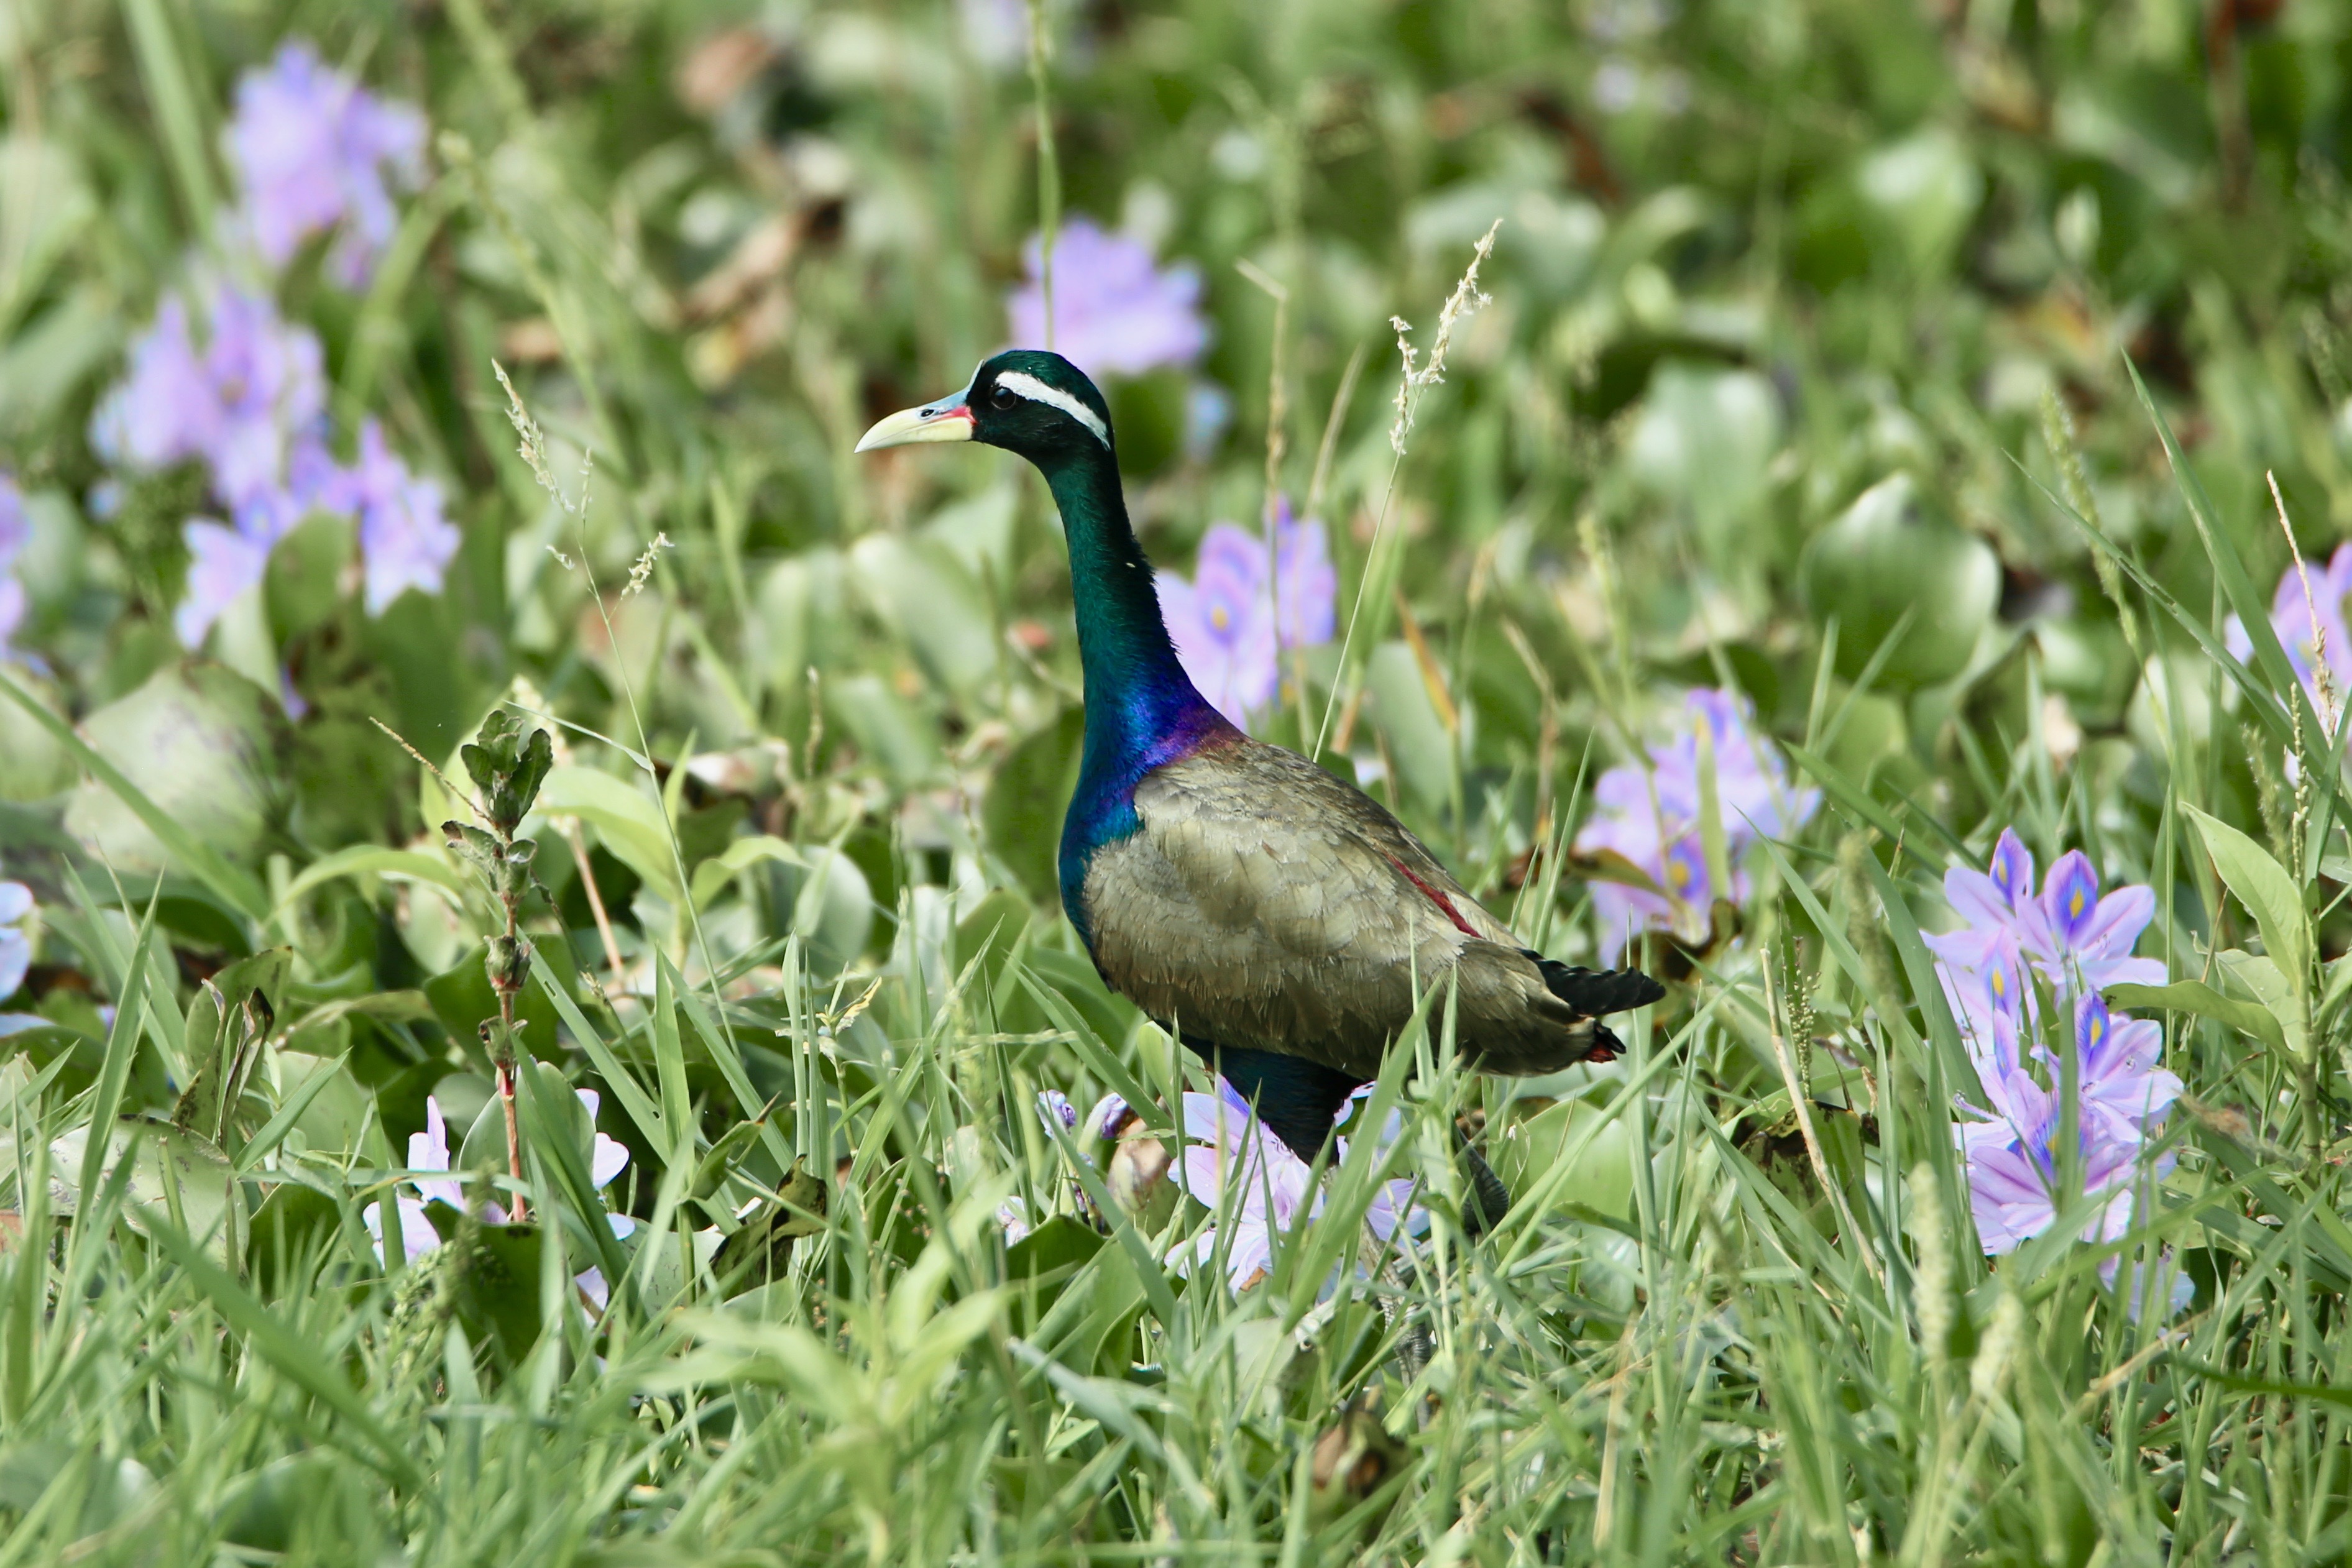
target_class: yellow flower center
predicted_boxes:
[1211,604,1229,631]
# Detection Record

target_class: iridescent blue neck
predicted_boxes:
[1042,444,1231,935]
[1042,447,1221,771]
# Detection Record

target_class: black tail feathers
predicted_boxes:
[1527,954,1667,1017]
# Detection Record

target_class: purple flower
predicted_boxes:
[2226,543,2352,719]
[0,877,34,999]
[1955,1060,2144,1254]
[1573,688,1819,961]
[89,297,214,472]
[1173,1079,1321,1290]
[1086,1092,1132,1140]
[1160,525,1280,723]
[1924,830,2163,1013]
[1005,219,1207,380]
[1170,1078,1430,1292]
[1932,828,2187,1316]
[91,283,328,513]
[1157,506,1338,729]
[175,518,274,648]
[226,42,426,288]
[344,420,460,614]
[0,474,28,650]
[363,1089,632,1299]
[1036,1089,1080,1132]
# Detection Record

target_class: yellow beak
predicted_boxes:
[853,392,975,452]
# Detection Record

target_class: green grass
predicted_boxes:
[2,0,2352,1562]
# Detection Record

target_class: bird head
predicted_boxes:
[855,349,1113,466]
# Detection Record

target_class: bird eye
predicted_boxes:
[990,384,1018,410]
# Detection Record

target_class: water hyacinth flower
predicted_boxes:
[341,420,461,615]
[1005,218,1207,380]
[363,1091,633,1310]
[175,518,278,649]
[2225,541,2352,722]
[1573,687,1819,961]
[0,474,29,649]
[94,285,462,642]
[1157,503,1337,728]
[0,874,34,999]
[1924,829,2164,1022]
[225,42,427,287]
[1929,828,2189,1316]
[1170,1079,1429,1291]
[90,284,328,513]
[1172,1078,1322,1290]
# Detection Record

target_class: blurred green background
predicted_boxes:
[1,0,2350,1559]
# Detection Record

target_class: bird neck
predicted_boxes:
[1041,445,1223,768]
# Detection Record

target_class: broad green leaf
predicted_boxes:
[277,846,469,913]
[983,707,1084,906]
[2215,951,2308,1064]
[2182,805,2310,983]
[2106,981,2285,1055]
[536,765,681,905]
[0,667,269,922]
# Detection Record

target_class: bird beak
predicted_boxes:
[854,390,975,452]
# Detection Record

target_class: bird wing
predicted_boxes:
[1079,737,1651,1081]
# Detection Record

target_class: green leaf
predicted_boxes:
[2182,805,2311,985]
[525,947,668,1157]
[2215,951,2308,1064]
[2106,981,2285,1055]
[536,765,681,906]
[0,667,269,922]
[983,707,1084,905]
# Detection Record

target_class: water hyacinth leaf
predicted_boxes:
[825,672,937,789]
[984,707,1085,905]
[515,1060,628,1299]
[0,666,271,922]
[52,1121,237,1258]
[1006,1213,1105,1290]
[2106,981,2286,1055]
[1855,128,1983,276]
[420,1207,551,1361]
[275,845,471,914]
[2182,805,2310,984]
[244,1181,342,1291]
[690,835,873,970]
[535,765,682,905]
[1625,362,1782,568]
[273,1052,370,1156]
[1493,1096,1637,1219]
[235,1050,359,1174]
[1798,475,1998,690]
[0,667,80,801]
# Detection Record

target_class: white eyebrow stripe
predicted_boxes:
[995,370,1109,446]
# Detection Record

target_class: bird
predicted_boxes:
[857,349,1664,1196]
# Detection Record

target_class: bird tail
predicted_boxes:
[1528,955,1666,1016]
[1527,953,1664,1065]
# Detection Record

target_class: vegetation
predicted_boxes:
[0,0,2350,1560]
